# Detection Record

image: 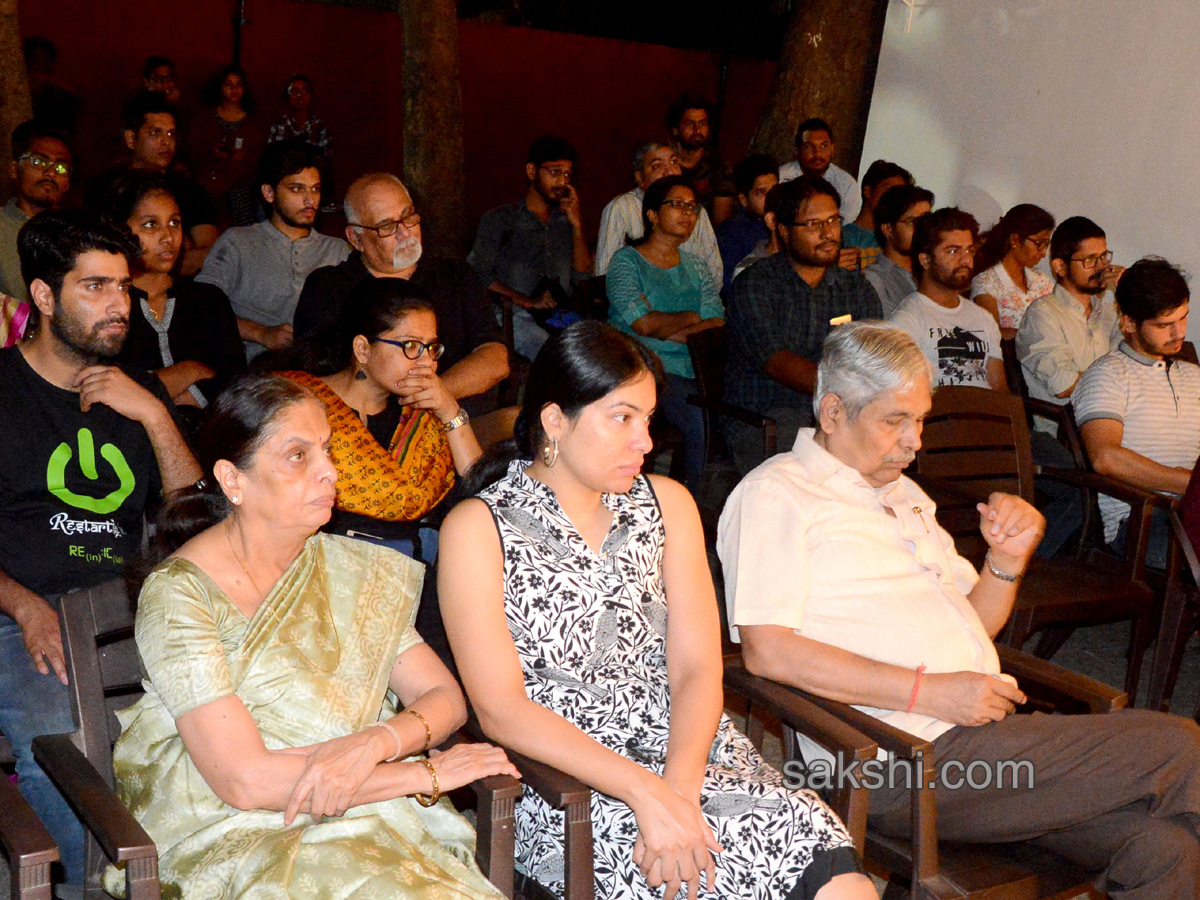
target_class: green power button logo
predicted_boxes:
[46,428,136,515]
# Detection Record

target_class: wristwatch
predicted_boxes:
[442,407,470,432]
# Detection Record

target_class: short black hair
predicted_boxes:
[911,207,979,280]
[12,119,70,161]
[1050,216,1106,267]
[121,90,177,135]
[527,135,577,167]
[257,139,326,193]
[667,93,713,131]
[1115,257,1190,325]
[860,159,913,193]
[873,184,934,247]
[142,55,174,80]
[794,117,834,149]
[284,73,313,99]
[18,208,139,331]
[774,174,841,227]
[733,153,779,197]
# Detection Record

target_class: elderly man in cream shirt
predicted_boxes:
[718,321,1200,900]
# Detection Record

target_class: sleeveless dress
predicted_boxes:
[478,463,859,900]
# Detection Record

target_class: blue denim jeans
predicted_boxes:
[0,611,84,883]
[660,374,706,495]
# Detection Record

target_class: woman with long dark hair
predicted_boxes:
[970,204,1055,338]
[191,65,264,226]
[440,322,874,900]
[606,175,723,494]
[107,374,517,899]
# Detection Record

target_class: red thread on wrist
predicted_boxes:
[905,665,927,714]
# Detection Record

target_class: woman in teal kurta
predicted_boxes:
[606,176,723,493]
[107,375,517,899]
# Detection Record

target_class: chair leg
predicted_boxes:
[1148,585,1199,712]
[1031,625,1074,660]
[999,607,1036,652]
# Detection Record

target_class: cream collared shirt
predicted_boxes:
[717,428,1003,745]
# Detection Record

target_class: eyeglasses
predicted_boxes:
[371,337,445,360]
[18,153,71,177]
[661,199,700,215]
[349,212,421,238]
[791,214,842,232]
[1024,237,1051,252]
[539,165,572,180]
[1070,250,1113,269]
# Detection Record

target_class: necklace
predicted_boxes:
[226,520,265,599]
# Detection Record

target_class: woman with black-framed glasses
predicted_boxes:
[281,277,481,559]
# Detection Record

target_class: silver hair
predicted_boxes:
[813,321,934,421]
[631,140,672,177]
[343,172,408,230]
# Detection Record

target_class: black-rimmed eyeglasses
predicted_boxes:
[371,337,445,360]
[349,212,421,238]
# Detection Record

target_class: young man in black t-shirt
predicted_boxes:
[0,209,200,886]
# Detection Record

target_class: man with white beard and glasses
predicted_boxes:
[295,172,509,416]
[890,208,1007,390]
[0,208,199,888]
[196,139,349,360]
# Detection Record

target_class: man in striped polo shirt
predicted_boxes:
[1074,257,1200,566]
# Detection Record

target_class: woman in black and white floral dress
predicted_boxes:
[440,322,875,900]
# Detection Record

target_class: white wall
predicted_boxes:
[860,0,1200,303]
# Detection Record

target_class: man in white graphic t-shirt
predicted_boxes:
[888,207,1007,391]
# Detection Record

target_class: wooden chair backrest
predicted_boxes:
[686,324,728,403]
[913,386,1035,564]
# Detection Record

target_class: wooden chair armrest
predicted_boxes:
[1024,398,1066,422]
[995,645,1128,713]
[0,773,59,895]
[686,395,776,430]
[31,734,157,866]
[1038,466,1179,511]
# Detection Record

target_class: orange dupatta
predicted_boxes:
[284,371,455,522]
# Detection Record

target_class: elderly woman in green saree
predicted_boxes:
[106,374,518,899]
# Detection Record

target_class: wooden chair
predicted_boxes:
[21,579,524,899]
[729,647,1122,900]
[912,386,1163,695]
[0,771,59,900]
[1145,510,1200,717]
[685,325,777,468]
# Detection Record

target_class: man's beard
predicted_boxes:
[51,310,126,361]
[277,205,316,230]
[392,236,423,271]
[1072,271,1107,295]
[935,264,973,292]
[680,133,707,151]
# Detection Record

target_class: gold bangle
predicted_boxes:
[402,708,432,753]
[415,758,440,807]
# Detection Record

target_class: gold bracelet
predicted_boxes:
[402,708,432,753]
[367,721,403,762]
[415,758,440,807]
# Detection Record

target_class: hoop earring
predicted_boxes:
[541,438,559,467]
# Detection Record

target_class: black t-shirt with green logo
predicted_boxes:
[0,346,168,597]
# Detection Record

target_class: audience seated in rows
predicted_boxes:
[268,73,331,157]
[714,152,776,291]
[862,183,932,317]
[890,207,1006,391]
[719,320,1200,899]
[104,374,517,899]
[723,175,881,474]
[197,139,350,360]
[1075,257,1200,567]
[970,203,1055,339]
[440,322,876,900]
[779,117,861,224]
[668,93,736,226]
[284,277,482,558]
[296,172,509,417]
[95,169,243,425]
[0,121,72,303]
[467,135,591,360]
[606,176,724,494]
[595,139,722,286]
[0,209,201,885]
[839,159,911,270]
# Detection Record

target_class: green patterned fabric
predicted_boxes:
[104,533,502,900]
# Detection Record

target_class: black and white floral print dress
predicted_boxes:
[478,463,860,900]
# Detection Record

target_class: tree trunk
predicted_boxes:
[399,0,469,258]
[751,0,889,179]
[0,0,32,200]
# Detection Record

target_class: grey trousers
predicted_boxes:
[868,709,1200,899]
